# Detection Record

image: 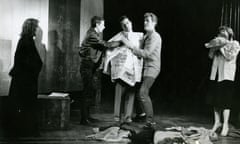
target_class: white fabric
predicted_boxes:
[154,126,216,144]
[103,32,144,86]
[86,127,131,142]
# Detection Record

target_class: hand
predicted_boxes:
[108,41,121,48]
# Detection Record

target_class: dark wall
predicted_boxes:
[103,0,223,113]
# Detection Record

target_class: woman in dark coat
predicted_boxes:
[7,18,43,136]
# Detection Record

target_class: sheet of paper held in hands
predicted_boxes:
[48,92,69,97]
[103,32,144,86]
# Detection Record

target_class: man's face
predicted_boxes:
[96,20,105,33]
[120,18,132,32]
[144,16,156,31]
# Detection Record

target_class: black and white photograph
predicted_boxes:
[1,0,240,143]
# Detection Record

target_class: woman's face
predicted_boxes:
[35,26,43,41]
[219,29,229,39]
[120,18,132,32]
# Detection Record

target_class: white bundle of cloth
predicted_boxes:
[86,127,131,143]
[103,32,144,86]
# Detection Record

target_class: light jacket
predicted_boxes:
[205,37,240,81]
[132,30,162,78]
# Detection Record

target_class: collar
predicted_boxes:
[88,28,100,35]
[146,30,155,36]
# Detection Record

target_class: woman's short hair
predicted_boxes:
[21,18,39,37]
[144,12,158,25]
[91,16,104,28]
[218,25,234,40]
[119,15,129,23]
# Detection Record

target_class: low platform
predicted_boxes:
[38,94,70,130]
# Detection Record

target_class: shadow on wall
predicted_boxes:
[46,26,82,93]
[47,30,67,91]
[38,44,47,93]
[44,0,82,93]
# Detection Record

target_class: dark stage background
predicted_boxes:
[102,0,235,114]
[0,0,239,116]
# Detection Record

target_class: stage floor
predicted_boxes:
[0,111,240,144]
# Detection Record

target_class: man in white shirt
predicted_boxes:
[104,16,143,123]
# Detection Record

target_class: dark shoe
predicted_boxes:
[132,114,146,122]
[124,118,132,123]
[80,119,91,125]
[143,121,156,128]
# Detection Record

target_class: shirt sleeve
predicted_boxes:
[86,32,107,51]
[205,37,228,48]
[132,34,161,59]
[108,32,122,42]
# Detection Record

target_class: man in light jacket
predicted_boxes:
[124,12,162,126]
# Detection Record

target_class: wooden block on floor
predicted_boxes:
[38,94,70,130]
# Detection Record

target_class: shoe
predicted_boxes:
[92,127,100,133]
[114,117,120,122]
[143,121,156,128]
[80,119,91,125]
[124,118,132,123]
[132,114,146,122]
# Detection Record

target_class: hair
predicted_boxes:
[21,18,39,37]
[91,16,104,28]
[119,15,129,23]
[218,25,234,40]
[144,12,158,25]
[227,27,234,40]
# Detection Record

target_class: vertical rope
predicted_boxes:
[234,0,237,39]
[221,0,240,41]
[228,1,232,27]
[233,0,240,41]
[235,0,237,40]
[224,0,229,25]
[220,0,225,26]
[237,0,240,40]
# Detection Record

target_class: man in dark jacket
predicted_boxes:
[79,16,120,125]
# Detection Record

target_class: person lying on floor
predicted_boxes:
[87,123,218,144]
